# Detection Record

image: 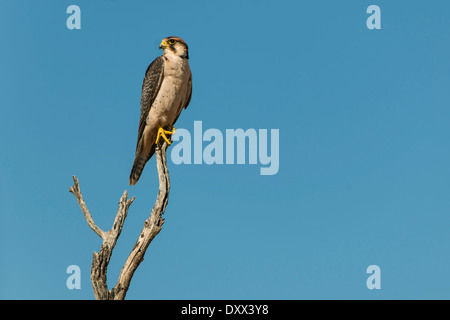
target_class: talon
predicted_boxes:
[155,126,175,145]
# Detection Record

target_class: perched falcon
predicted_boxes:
[129,36,192,185]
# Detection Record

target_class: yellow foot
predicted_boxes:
[155,126,176,145]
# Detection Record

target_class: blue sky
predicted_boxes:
[0,0,449,299]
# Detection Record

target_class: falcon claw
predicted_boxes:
[155,126,175,145]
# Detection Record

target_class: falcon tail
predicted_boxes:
[129,145,156,185]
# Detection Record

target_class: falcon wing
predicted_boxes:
[135,56,165,151]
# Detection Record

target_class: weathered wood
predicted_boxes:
[69,142,170,300]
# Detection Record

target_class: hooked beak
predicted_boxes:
[159,41,168,50]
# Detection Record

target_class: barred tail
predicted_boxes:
[129,145,156,185]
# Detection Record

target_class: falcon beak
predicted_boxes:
[159,41,168,50]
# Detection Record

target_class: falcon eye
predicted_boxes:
[168,39,176,44]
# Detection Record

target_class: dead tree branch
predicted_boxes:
[69,142,170,300]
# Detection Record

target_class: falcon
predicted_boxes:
[129,36,192,185]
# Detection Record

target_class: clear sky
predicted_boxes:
[1,0,449,299]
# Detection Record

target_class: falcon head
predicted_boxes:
[159,36,189,59]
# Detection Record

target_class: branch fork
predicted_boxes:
[69,143,170,300]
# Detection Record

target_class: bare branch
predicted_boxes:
[69,141,170,300]
[108,190,135,245]
[90,191,135,300]
[111,143,170,300]
[69,176,106,239]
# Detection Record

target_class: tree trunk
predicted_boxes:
[69,142,170,300]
